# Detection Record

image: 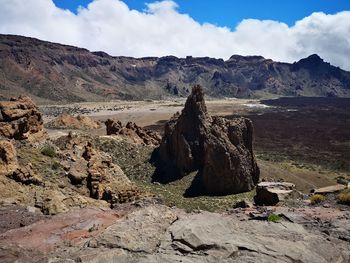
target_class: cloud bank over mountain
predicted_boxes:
[1,0,350,70]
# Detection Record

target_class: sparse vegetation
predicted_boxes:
[41,146,56,157]
[267,213,281,223]
[51,161,61,170]
[310,194,325,205]
[96,137,255,212]
[338,189,350,204]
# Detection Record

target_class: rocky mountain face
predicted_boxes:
[1,34,350,103]
[158,86,259,195]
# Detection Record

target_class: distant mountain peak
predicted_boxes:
[296,54,325,66]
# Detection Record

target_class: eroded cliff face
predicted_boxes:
[1,34,349,103]
[158,85,259,195]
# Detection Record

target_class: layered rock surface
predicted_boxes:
[158,86,259,194]
[0,96,47,141]
[1,204,349,263]
[105,119,161,146]
[46,113,101,130]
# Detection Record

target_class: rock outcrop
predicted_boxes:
[46,113,101,130]
[56,133,144,206]
[8,163,43,186]
[0,96,47,141]
[0,140,18,176]
[82,142,142,204]
[0,140,42,185]
[158,85,259,195]
[105,119,161,146]
[254,182,300,206]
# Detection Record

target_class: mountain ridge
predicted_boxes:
[0,34,349,103]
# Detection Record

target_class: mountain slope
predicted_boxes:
[0,34,349,103]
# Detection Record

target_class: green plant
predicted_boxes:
[51,161,61,170]
[41,146,56,157]
[310,194,325,205]
[267,213,281,223]
[338,189,350,204]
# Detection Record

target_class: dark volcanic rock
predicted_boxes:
[158,85,259,195]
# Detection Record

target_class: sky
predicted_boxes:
[1,0,350,69]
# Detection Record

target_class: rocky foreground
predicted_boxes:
[0,203,349,263]
[0,90,350,262]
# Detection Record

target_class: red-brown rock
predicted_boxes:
[105,119,161,146]
[0,96,47,141]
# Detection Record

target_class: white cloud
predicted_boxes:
[0,0,350,70]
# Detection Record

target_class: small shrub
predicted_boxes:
[310,194,325,205]
[267,213,281,223]
[338,189,350,205]
[51,161,61,170]
[41,146,56,157]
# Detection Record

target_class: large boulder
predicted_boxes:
[0,96,47,141]
[254,182,300,206]
[158,85,259,195]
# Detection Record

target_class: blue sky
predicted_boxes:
[53,0,350,27]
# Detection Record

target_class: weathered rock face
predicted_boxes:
[0,140,43,185]
[0,140,19,176]
[105,119,161,146]
[46,113,101,130]
[9,163,43,186]
[158,86,259,195]
[0,96,47,141]
[82,142,142,204]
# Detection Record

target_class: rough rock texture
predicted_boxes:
[158,86,259,194]
[0,96,47,141]
[0,140,42,185]
[46,113,101,130]
[254,182,300,206]
[93,205,178,253]
[105,119,161,146]
[8,163,43,186]
[2,204,348,263]
[82,141,142,204]
[0,140,18,176]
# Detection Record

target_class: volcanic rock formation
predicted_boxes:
[46,113,101,130]
[158,85,259,195]
[0,96,47,141]
[105,119,161,146]
[0,139,43,185]
[0,139,18,176]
